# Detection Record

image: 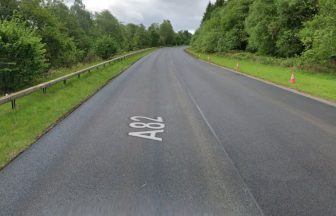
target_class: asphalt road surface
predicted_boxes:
[1,47,336,216]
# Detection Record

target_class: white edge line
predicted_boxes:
[186,50,336,108]
[174,69,265,216]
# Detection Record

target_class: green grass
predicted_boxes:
[0,49,154,169]
[187,49,336,102]
[18,51,144,93]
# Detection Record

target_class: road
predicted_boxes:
[1,47,336,216]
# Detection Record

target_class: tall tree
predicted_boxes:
[95,10,125,49]
[245,0,278,55]
[275,0,318,57]
[246,0,317,57]
[70,0,94,34]
[148,23,160,47]
[133,24,149,48]
[216,0,253,52]
[18,0,79,67]
[47,1,88,60]
[192,0,253,52]
[0,19,47,92]
[159,20,176,46]
[300,0,336,62]
[176,30,192,45]
[202,2,214,23]
[0,0,18,20]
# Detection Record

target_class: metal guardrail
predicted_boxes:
[0,48,151,109]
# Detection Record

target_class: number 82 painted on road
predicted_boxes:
[128,116,165,142]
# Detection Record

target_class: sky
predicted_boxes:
[81,0,214,33]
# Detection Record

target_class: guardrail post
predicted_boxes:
[63,80,67,85]
[11,99,16,109]
[42,87,47,94]
[78,74,80,78]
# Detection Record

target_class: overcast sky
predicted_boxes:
[81,0,214,33]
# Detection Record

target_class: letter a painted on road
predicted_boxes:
[128,130,164,142]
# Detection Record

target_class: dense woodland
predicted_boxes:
[0,0,192,93]
[192,0,336,66]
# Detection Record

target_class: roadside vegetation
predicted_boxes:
[190,0,336,101]
[0,49,154,169]
[0,0,192,94]
[187,49,336,101]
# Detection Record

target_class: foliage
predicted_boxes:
[147,23,161,47]
[189,48,336,101]
[0,0,18,20]
[193,0,332,64]
[95,10,125,49]
[0,19,47,93]
[300,0,336,63]
[94,35,118,60]
[216,0,253,52]
[0,0,188,92]
[192,0,253,52]
[132,24,149,49]
[202,2,215,23]
[16,0,79,67]
[201,0,226,23]
[245,0,278,55]
[176,30,192,45]
[159,20,176,46]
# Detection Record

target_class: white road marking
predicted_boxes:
[128,116,165,141]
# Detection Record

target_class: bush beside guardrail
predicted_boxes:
[0,48,151,109]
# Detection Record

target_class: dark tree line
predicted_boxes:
[192,0,335,64]
[0,0,192,93]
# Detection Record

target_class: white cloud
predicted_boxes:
[82,0,213,31]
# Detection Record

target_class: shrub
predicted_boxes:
[94,35,118,60]
[300,0,336,63]
[0,19,48,93]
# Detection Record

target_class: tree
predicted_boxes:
[202,2,214,23]
[133,24,149,49]
[159,20,176,46]
[245,0,278,55]
[246,0,318,57]
[275,0,318,57]
[0,19,47,92]
[190,16,221,52]
[0,0,18,20]
[202,0,226,23]
[176,30,192,45]
[18,0,79,67]
[95,10,125,49]
[70,0,94,34]
[214,0,226,8]
[125,23,138,50]
[94,35,118,59]
[47,1,87,60]
[300,0,336,62]
[148,23,160,47]
[216,0,253,52]
[192,0,252,52]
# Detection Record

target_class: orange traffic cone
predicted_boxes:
[290,71,296,84]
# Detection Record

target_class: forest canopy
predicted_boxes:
[0,0,192,93]
[192,0,335,64]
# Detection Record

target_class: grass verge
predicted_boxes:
[187,49,336,102]
[0,49,154,169]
